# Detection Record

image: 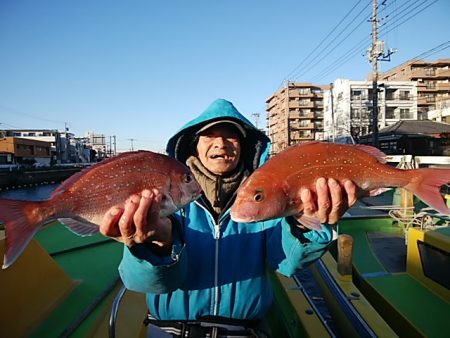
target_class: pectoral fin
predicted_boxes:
[58,218,99,236]
[296,214,323,231]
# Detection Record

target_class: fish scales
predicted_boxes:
[0,150,202,269]
[231,142,450,225]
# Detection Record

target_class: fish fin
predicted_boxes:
[0,199,45,269]
[58,218,99,236]
[296,214,323,231]
[405,168,450,214]
[353,144,387,164]
[368,187,392,196]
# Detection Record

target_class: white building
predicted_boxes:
[323,79,418,142]
[86,131,107,158]
[427,97,450,123]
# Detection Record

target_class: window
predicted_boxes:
[299,88,309,95]
[300,131,312,138]
[351,90,362,100]
[299,99,309,106]
[351,109,360,119]
[425,81,435,89]
[399,91,411,100]
[400,109,412,119]
[425,68,435,76]
[386,107,396,119]
[299,120,310,127]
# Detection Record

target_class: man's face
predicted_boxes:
[196,124,242,176]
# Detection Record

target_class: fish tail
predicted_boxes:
[0,198,46,269]
[405,168,450,214]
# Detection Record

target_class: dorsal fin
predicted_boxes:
[51,151,153,198]
[352,144,387,163]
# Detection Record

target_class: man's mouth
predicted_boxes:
[210,154,230,160]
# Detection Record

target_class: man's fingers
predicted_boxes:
[328,178,343,224]
[300,187,316,216]
[99,207,123,239]
[119,194,141,245]
[133,190,154,243]
[316,177,330,223]
[344,179,358,207]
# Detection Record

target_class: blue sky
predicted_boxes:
[1,0,449,152]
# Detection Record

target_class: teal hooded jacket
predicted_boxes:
[118,99,333,320]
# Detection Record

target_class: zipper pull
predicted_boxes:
[214,223,221,239]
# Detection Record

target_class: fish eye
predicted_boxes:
[184,174,193,183]
[253,191,264,202]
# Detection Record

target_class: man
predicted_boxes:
[100,98,357,337]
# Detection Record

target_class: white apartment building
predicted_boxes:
[323,79,418,142]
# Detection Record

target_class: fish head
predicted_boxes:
[230,172,291,222]
[160,168,202,216]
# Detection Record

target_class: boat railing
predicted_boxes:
[414,156,450,168]
[384,154,450,169]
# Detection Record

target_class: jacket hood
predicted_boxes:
[166,98,271,172]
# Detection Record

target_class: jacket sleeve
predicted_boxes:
[118,217,187,294]
[265,217,334,277]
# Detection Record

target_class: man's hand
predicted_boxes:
[300,177,358,225]
[99,189,173,254]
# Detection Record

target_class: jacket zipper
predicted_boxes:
[194,201,222,316]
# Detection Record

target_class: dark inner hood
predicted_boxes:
[166,99,271,175]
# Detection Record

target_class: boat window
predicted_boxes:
[418,241,450,290]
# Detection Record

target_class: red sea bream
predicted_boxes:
[231,142,450,225]
[0,151,202,268]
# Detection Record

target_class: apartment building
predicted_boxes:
[380,58,450,119]
[323,79,418,142]
[266,82,328,155]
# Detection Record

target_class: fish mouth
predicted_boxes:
[230,211,256,223]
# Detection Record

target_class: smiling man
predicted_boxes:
[100,98,357,337]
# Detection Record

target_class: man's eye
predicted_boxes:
[184,174,193,183]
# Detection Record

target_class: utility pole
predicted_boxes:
[113,135,116,155]
[370,0,379,148]
[330,82,335,142]
[252,112,260,129]
[368,0,396,147]
[128,138,135,151]
[109,136,112,157]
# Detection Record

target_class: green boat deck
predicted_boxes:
[337,217,450,338]
[0,222,124,338]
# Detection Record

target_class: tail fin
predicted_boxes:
[405,168,450,214]
[0,199,45,269]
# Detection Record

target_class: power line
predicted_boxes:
[290,0,372,81]
[311,0,438,82]
[280,0,367,85]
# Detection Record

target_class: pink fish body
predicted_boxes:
[0,151,202,268]
[230,142,450,224]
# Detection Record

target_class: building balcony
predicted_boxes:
[436,82,450,91]
[411,68,437,78]
[435,68,450,78]
[289,101,315,109]
[418,97,436,105]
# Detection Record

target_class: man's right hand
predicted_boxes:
[99,189,173,254]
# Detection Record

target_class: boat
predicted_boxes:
[306,155,450,338]
[0,220,337,337]
[1,155,448,337]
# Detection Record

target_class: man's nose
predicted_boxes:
[212,137,227,147]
